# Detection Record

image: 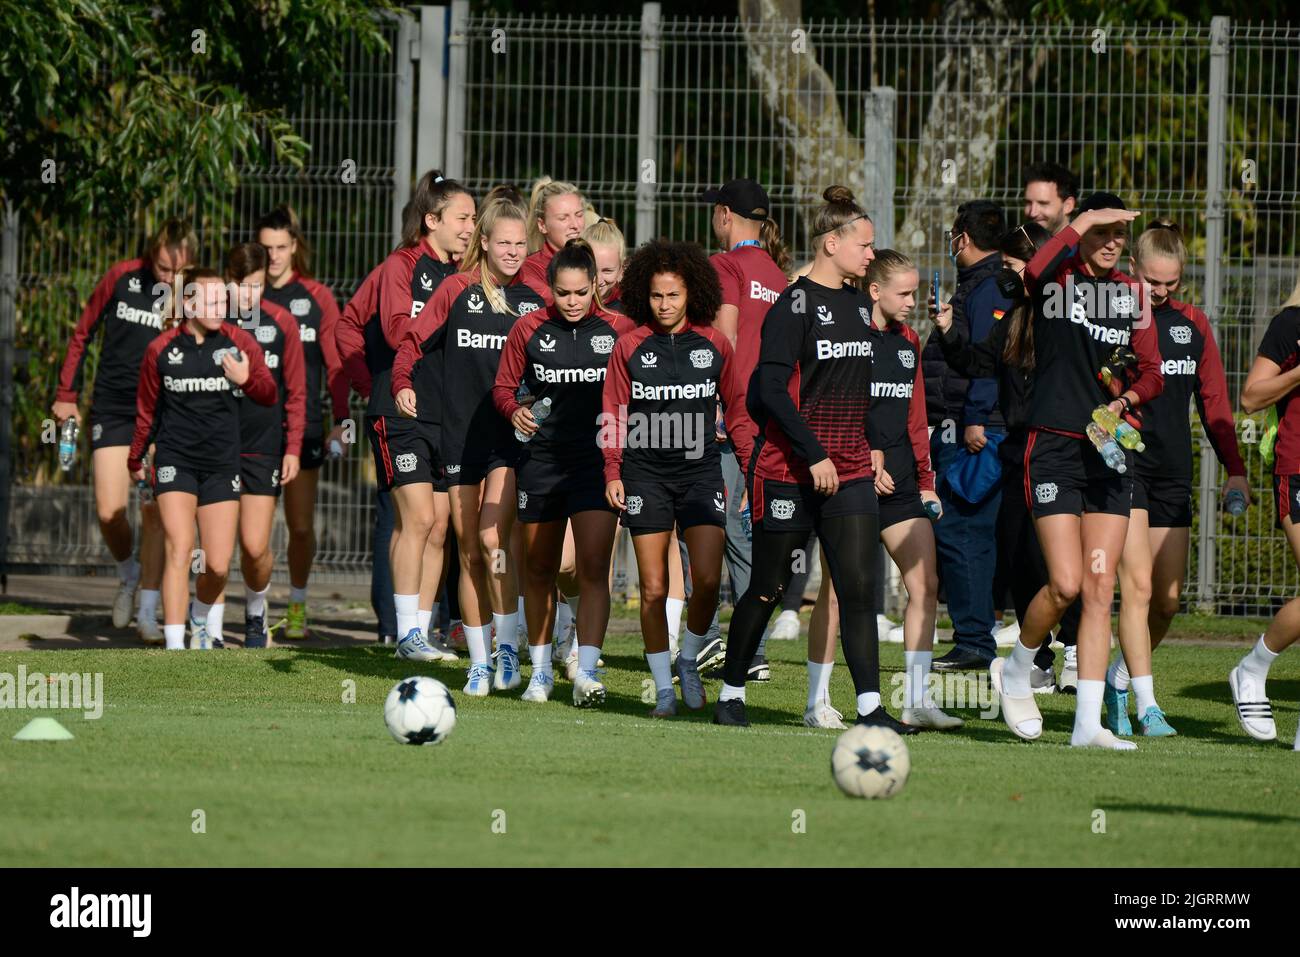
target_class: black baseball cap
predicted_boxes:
[701,179,771,221]
[1077,191,1127,213]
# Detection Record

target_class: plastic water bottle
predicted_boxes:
[1091,405,1145,452]
[58,418,79,471]
[1086,422,1128,473]
[740,503,752,542]
[515,397,552,443]
[136,453,153,504]
[924,499,943,521]
[1225,489,1247,516]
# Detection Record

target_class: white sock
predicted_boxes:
[856,691,882,716]
[464,624,490,665]
[289,584,307,604]
[138,588,160,621]
[904,650,932,709]
[117,557,140,584]
[190,598,211,623]
[1071,678,1105,745]
[680,627,706,664]
[1002,639,1038,698]
[417,608,433,636]
[666,597,685,644]
[530,642,553,676]
[1131,674,1157,714]
[493,612,518,651]
[1239,634,1279,689]
[719,682,746,703]
[1106,656,1131,691]
[207,602,226,642]
[554,600,572,639]
[578,643,600,673]
[244,585,268,619]
[395,594,419,637]
[564,593,581,636]
[164,623,186,650]
[646,650,673,692]
[807,661,833,709]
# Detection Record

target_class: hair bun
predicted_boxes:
[823,185,856,205]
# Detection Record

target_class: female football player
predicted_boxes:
[519,178,587,305]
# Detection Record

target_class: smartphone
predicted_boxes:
[930,271,941,316]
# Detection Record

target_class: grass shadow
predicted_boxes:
[1098,801,1300,825]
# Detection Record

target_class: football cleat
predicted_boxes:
[138,617,163,646]
[712,698,750,727]
[112,579,138,629]
[463,663,493,697]
[1030,664,1057,694]
[770,610,801,641]
[493,645,522,690]
[283,601,308,640]
[189,616,218,650]
[803,702,846,729]
[572,668,606,708]
[748,654,771,683]
[674,652,708,710]
[1104,680,1133,736]
[696,636,727,674]
[395,628,442,662]
[521,671,555,703]
[650,688,678,718]
[856,706,920,735]
[244,613,269,649]
[901,706,964,730]
[1058,644,1078,693]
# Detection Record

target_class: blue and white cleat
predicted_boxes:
[395,628,442,662]
[189,616,219,650]
[1138,706,1177,737]
[521,671,555,703]
[1103,680,1132,736]
[493,645,522,691]
[572,668,606,708]
[463,663,493,697]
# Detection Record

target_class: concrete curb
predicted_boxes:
[0,615,74,641]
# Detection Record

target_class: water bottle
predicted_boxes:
[58,418,79,471]
[740,503,752,542]
[1086,422,1128,473]
[515,397,552,443]
[1091,405,1145,452]
[1225,489,1247,516]
[137,453,153,504]
[924,498,943,521]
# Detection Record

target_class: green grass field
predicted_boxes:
[1,633,1298,867]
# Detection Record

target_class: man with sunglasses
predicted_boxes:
[921,200,1014,672]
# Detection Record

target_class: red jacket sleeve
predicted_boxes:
[392,274,466,396]
[1188,304,1246,476]
[1127,281,1164,407]
[706,327,754,474]
[601,335,636,484]
[1025,226,1079,290]
[266,301,307,459]
[304,278,350,424]
[336,267,379,399]
[904,326,935,491]
[228,327,277,407]
[57,259,139,403]
[493,315,538,421]
[380,248,418,349]
[128,333,164,474]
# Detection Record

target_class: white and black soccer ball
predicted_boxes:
[831,725,910,799]
[384,676,457,746]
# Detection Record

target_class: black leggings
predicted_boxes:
[780,531,818,612]
[998,456,1079,668]
[723,512,881,697]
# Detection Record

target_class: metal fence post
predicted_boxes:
[0,202,16,586]
[392,9,418,247]
[863,87,897,250]
[1197,16,1231,610]
[417,6,449,176]
[636,3,662,246]
[444,0,470,181]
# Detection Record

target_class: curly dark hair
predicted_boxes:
[619,239,722,327]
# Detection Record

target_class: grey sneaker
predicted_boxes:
[675,651,708,710]
[1030,664,1057,694]
[1058,645,1078,693]
[650,688,677,718]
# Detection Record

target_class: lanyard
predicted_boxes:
[732,239,761,250]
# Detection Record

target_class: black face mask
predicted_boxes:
[995,267,1023,300]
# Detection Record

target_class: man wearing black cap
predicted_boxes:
[674,179,790,682]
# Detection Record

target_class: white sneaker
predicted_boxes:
[521,671,554,703]
[138,617,163,646]
[463,663,493,698]
[650,688,677,718]
[395,628,443,662]
[770,610,801,641]
[493,645,522,691]
[876,614,894,638]
[188,616,214,650]
[1228,664,1277,741]
[564,643,580,682]
[994,620,1021,647]
[902,706,964,730]
[1059,644,1078,693]
[803,701,846,729]
[112,579,138,629]
[1030,664,1057,694]
[572,669,606,708]
[885,623,905,643]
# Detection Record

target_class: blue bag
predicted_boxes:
[944,432,1006,505]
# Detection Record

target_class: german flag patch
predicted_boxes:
[992,309,1006,321]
